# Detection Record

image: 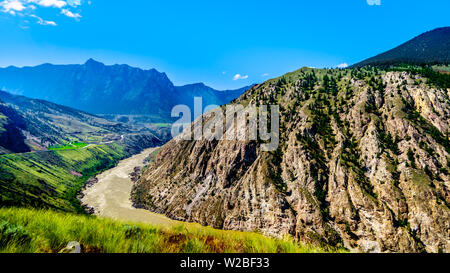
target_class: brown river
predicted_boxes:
[81,147,178,227]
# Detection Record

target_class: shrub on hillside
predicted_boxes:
[0,220,31,248]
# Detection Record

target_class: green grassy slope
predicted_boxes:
[0,208,344,253]
[48,142,89,151]
[0,143,129,212]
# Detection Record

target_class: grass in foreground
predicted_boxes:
[0,208,346,253]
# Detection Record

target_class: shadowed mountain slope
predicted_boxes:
[0,60,249,122]
[353,27,450,68]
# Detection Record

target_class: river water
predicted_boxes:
[81,147,177,227]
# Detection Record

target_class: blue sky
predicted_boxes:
[0,0,449,89]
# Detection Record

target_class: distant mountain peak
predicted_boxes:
[191,82,207,87]
[85,58,104,66]
[181,82,208,89]
[353,26,450,67]
[0,61,249,120]
[425,26,450,34]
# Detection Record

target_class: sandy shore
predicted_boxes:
[81,147,177,227]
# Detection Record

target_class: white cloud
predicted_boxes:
[0,0,86,26]
[61,8,80,18]
[261,73,269,77]
[337,63,349,68]
[0,0,26,12]
[30,14,56,25]
[67,0,80,7]
[34,0,67,8]
[367,0,381,6]
[233,74,249,81]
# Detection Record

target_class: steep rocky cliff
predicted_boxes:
[133,67,450,253]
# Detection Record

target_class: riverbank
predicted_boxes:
[81,147,177,227]
[0,143,131,211]
[1,148,344,253]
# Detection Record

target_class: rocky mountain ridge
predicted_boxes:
[0,90,164,153]
[0,59,249,122]
[133,67,450,253]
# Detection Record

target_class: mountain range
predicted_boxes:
[132,28,450,253]
[0,27,449,253]
[0,59,250,123]
[0,90,164,154]
[353,27,450,67]
[133,66,450,253]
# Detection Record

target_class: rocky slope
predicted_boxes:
[133,67,450,253]
[0,91,171,154]
[0,59,249,122]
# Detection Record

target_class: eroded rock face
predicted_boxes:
[133,68,450,253]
